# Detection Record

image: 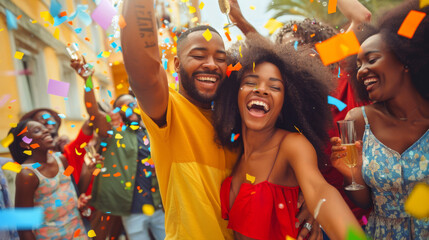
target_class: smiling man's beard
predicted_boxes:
[179,66,220,104]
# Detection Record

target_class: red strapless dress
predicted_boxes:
[220,176,300,240]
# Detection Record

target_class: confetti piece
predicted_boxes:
[202,29,212,41]
[47,79,70,97]
[264,18,284,35]
[125,181,132,188]
[88,230,96,237]
[75,28,82,33]
[32,162,41,169]
[224,31,231,41]
[237,35,243,41]
[92,168,101,176]
[189,6,196,14]
[199,2,205,9]
[17,127,27,136]
[328,96,347,111]
[63,165,74,176]
[250,5,256,10]
[40,11,54,24]
[397,10,426,39]
[22,136,32,144]
[142,204,155,216]
[118,15,127,28]
[14,51,24,59]
[226,62,242,77]
[286,236,296,240]
[246,173,255,184]
[1,162,22,173]
[346,225,367,240]
[23,150,32,156]
[6,10,18,30]
[116,83,123,89]
[53,28,60,39]
[30,143,39,149]
[328,0,337,14]
[404,182,429,219]
[421,0,429,8]
[361,215,368,225]
[0,207,43,230]
[113,172,121,177]
[294,41,298,51]
[55,199,62,207]
[130,125,139,130]
[91,0,117,30]
[294,125,302,134]
[101,51,110,58]
[73,229,81,238]
[315,31,360,66]
[1,133,14,148]
[49,0,62,17]
[75,148,82,156]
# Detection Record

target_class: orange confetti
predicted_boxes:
[328,0,337,14]
[63,165,74,176]
[59,11,67,17]
[113,172,121,177]
[124,165,128,170]
[30,143,40,149]
[17,126,28,136]
[315,31,360,66]
[292,24,297,32]
[17,15,22,20]
[118,15,127,29]
[102,174,111,177]
[85,37,90,41]
[226,62,242,77]
[73,229,81,238]
[86,102,92,108]
[92,168,101,176]
[397,10,426,39]
[225,31,232,41]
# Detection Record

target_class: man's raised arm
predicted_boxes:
[121,0,169,126]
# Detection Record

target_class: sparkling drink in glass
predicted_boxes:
[218,0,235,29]
[337,120,365,191]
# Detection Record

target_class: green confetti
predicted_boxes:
[346,225,368,240]
[106,115,111,123]
[96,163,102,169]
[86,75,93,89]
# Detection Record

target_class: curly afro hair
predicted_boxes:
[8,119,31,164]
[213,34,334,165]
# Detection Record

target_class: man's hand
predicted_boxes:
[296,192,323,240]
[78,193,92,210]
[70,56,94,80]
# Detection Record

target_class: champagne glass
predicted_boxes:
[66,44,93,78]
[218,0,235,29]
[66,44,79,61]
[337,120,365,191]
[84,145,97,163]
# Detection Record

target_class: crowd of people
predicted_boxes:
[1,0,428,239]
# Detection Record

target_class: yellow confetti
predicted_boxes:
[1,162,22,173]
[294,125,302,134]
[53,28,60,39]
[199,2,205,10]
[23,150,32,156]
[1,133,14,148]
[117,140,121,148]
[0,28,4,32]
[14,51,24,60]
[181,0,188,2]
[87,230,96,237]
[130,125,139,130]
[239,45,242,58]
[246,173,255,184]
[40,11,54,24]
[202,28,212,42]
[142,204,155,216]
[121,144,126,148]
[191,17,199,23]
[253,62,255,72]
[189,6,196,14]
[75,148,82,156]
[286,236,296,240]
[31,20,37,24]
[405,183,429,219]
[121,105,128,112]
[420,0,429,8]
[116,83,123,89]
[250,5,256,10]
[115,133,123,139]
[264,18,284,35]
[125,181,132,187]
[80,142,87,149]
[237,35,243,41]
[133,108,141,115]
[101,51,110,58]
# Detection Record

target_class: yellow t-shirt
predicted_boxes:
[141,88,239,240]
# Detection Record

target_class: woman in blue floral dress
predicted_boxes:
[330,0,429,239]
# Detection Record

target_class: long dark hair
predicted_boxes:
[8,119,31,164]
[213,36,333,163]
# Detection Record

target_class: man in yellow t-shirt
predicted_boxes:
[121,1,316,239]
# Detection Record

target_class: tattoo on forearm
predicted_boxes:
[135,4,157,48]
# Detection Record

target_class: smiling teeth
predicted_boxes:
[247,100,269,112]
[197,77,216,83]
[364,78,378,86]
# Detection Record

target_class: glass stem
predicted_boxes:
[350,167,357,184]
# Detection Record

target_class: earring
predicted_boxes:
[240,87,243,90]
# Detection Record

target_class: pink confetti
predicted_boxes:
[361,215,368,225]
[22,136,33,144]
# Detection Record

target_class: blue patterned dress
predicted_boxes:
[361,106,429,239]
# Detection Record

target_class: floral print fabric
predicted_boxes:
[361,106,429,240]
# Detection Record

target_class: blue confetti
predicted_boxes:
[328,96,347,111]
[47,120,56,125]
[231,133,235,142]
[338,66,341,78]
[162,58,168,70]
[131,122,139,125]
[85,87,91,92]
[32,162,41,169]
[49,0,62,18]
[0,207,43,230]
[121,125,127,132]
[71,124,75,128]
[164,38,170,44]
[172,72,178,77]
[55,199,62,207]
[42,114,51,119]
[107,90,112,98]
[125,108,133,118]
[75,28,82,33]
[6,10,18,30]
[112,107,120,113]
[58,114,66,119]
[107,130,113,135]
[100,142,107,147]
[64,97,68,100]
[53,15,67,26]
[116,46,122,53]
[110,42,117,48]
[294,41,298,51]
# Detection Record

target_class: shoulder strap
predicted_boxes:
[21,164,44,180]
[361,106,369,125]
[266,134,288,181]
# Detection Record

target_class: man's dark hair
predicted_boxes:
[275,18,337,46]
[177,25,222,56]
[213,35,333,165]
[349,0,429,102]
[8,119,31,164]
[113,94,133,108]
